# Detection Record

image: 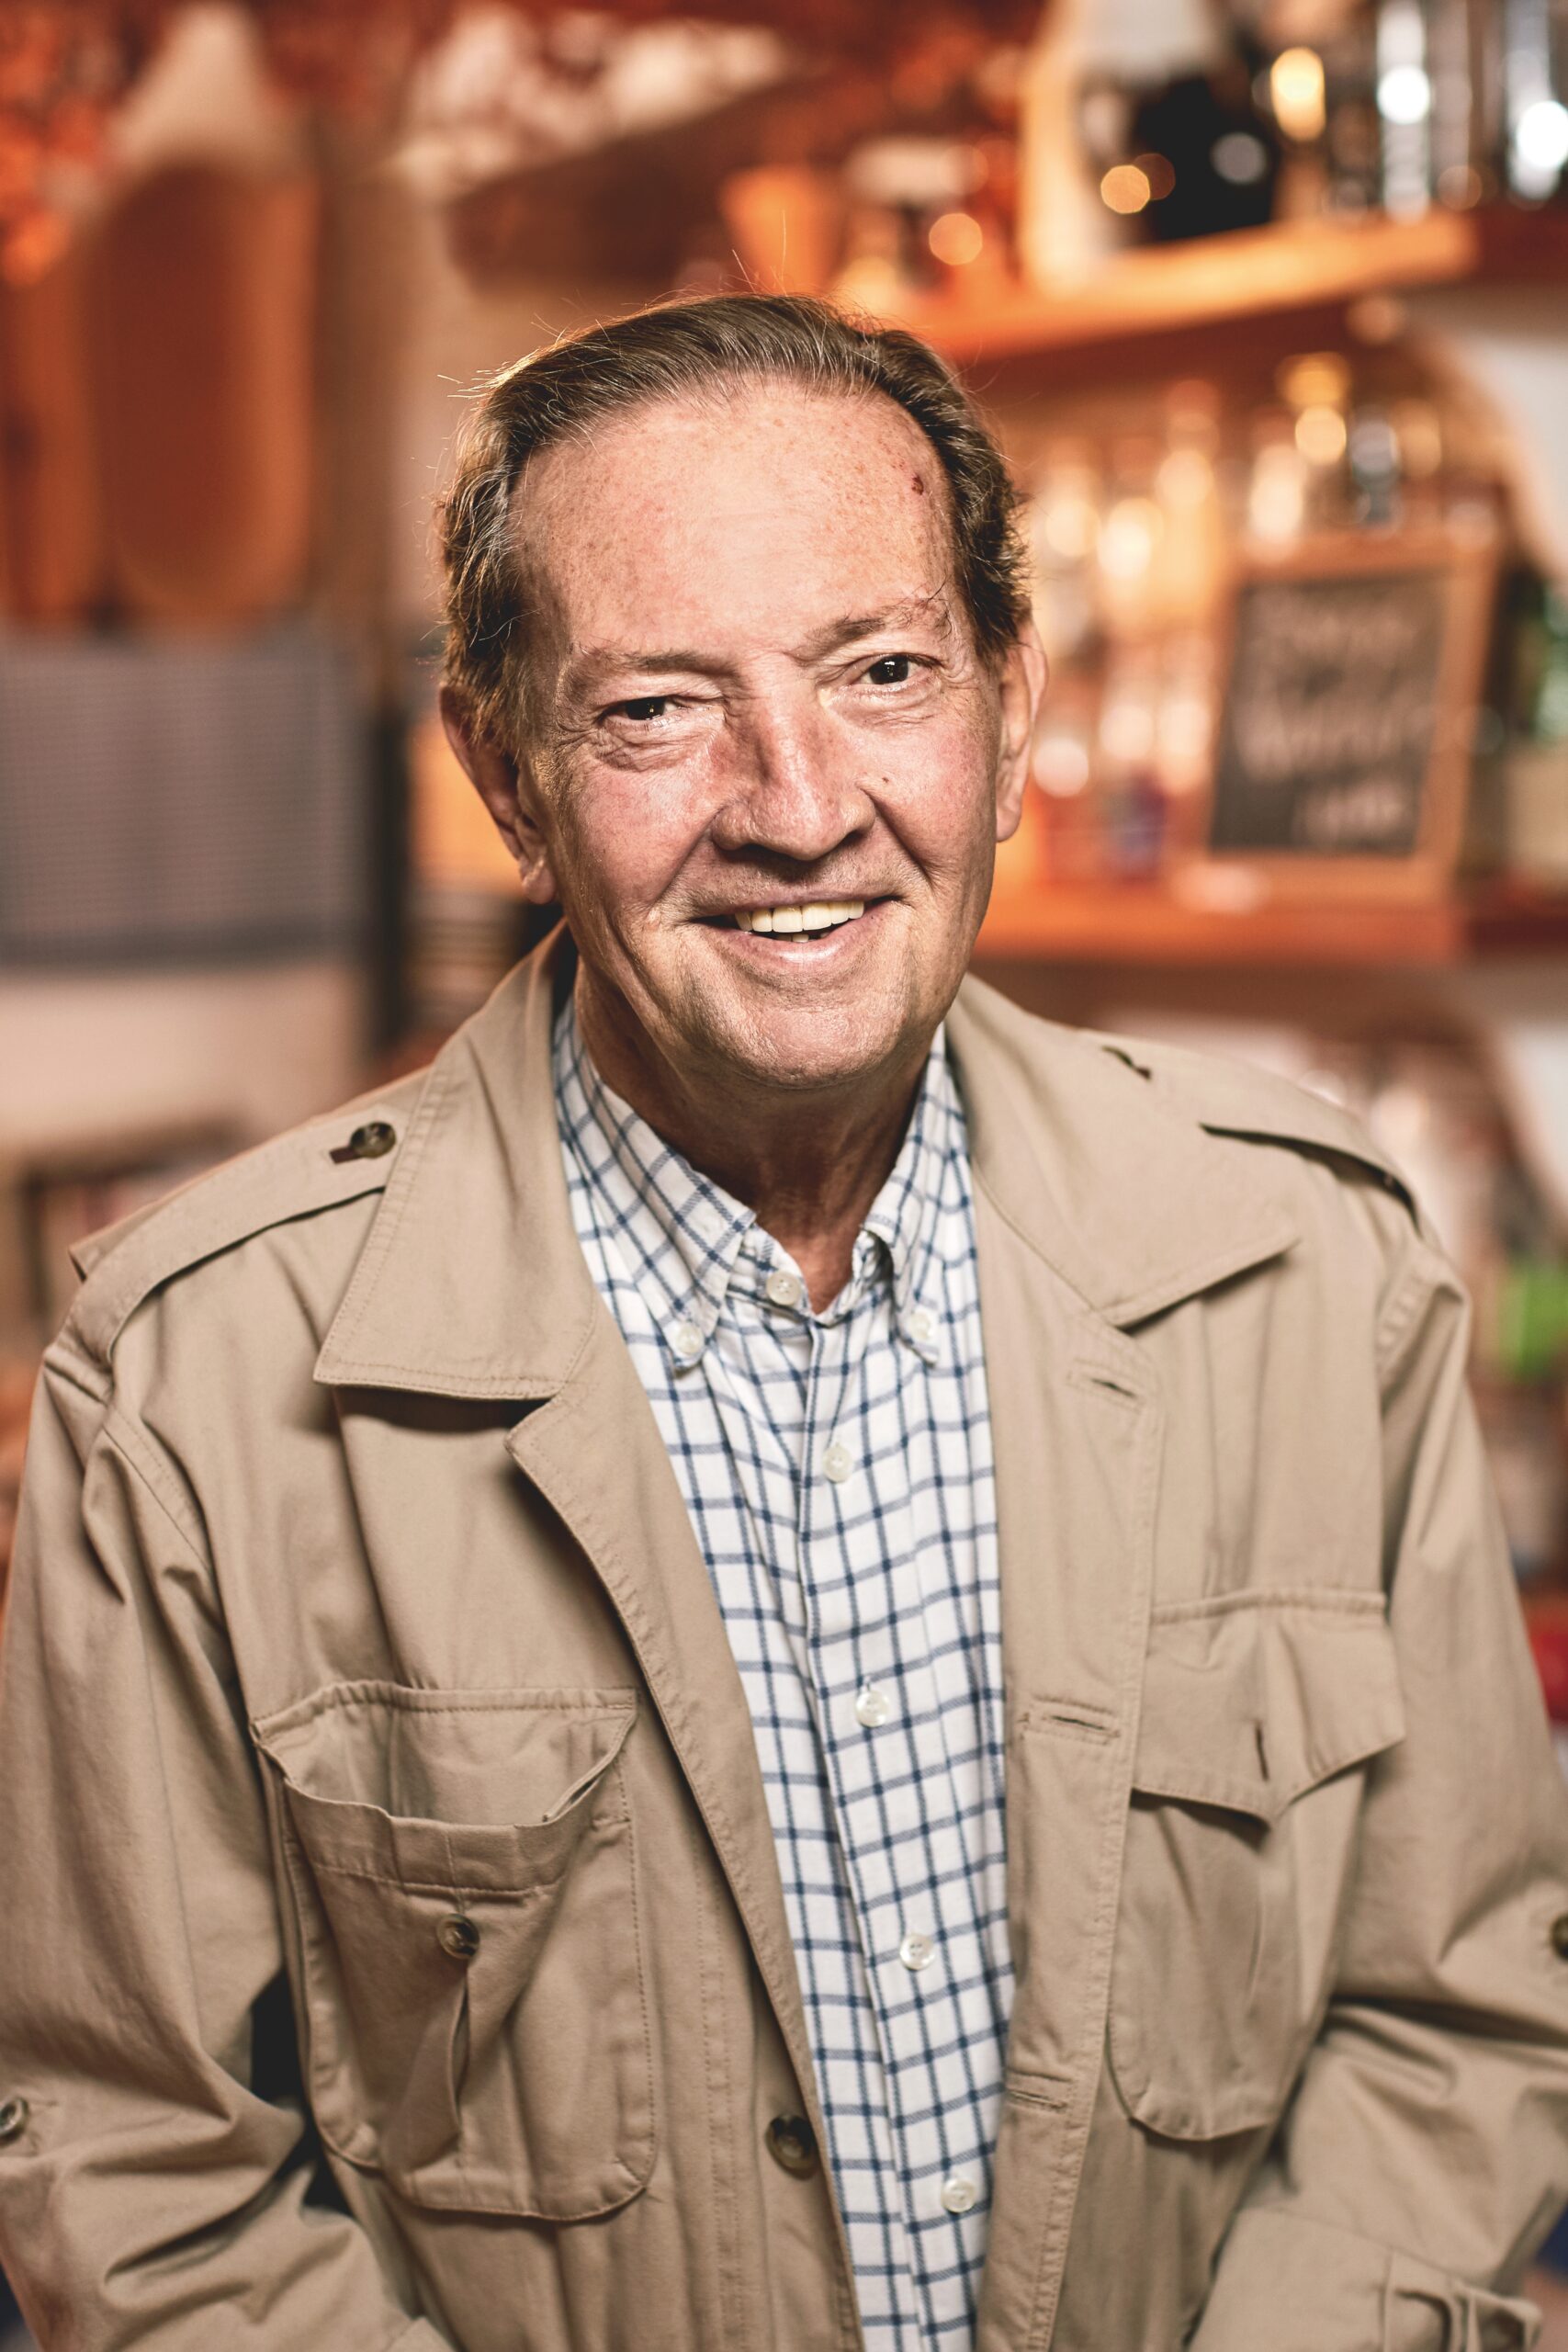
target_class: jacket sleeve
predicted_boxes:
[1193,1233,1568,2352]
[0,1343,453,2350]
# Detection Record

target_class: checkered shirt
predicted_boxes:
[555,994,1012,2350]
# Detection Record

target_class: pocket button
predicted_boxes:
[0,2097,28,2143]
[765,2114,819,2179]
[436,1914,480,1962]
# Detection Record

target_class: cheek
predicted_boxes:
[553,764,708,922]
[880,719,998,871]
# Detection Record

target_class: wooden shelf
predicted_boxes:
[888,207,1568,368]
[975,878,1568,967]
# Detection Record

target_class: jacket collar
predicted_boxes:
[315,929,1297,1396]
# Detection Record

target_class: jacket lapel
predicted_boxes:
[502,1319,825,2143]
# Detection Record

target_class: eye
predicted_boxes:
[611,695,671,723]
[863,654,918,686]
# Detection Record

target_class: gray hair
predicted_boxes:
[437,292,1030,750]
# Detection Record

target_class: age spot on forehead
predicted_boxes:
[911,471,927,496]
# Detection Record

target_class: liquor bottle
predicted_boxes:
[1376,0,1433,216]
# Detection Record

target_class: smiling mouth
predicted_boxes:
[728,899,867,935]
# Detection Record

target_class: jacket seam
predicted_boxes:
[1374,1241,1456,1385]
[101,1408,212,1567]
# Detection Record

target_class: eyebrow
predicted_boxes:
[559,597,953,703]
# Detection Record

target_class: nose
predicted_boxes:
[709,694,874,865]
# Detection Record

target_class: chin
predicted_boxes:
[710,1003,923,1098]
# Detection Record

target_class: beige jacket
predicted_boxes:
[2,934,1566,2352]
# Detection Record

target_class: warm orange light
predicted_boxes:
[1135,152,1176,200]
[1271,47,1327,143]
[928,209,984,266]
[1100,163,1151,215]
[1277,350,1351,410]
[1295,404,1348,465]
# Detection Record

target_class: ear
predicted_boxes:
[993,619,1047,845]
[439,687,559,905]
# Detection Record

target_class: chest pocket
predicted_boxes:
[1108,1593,1404,2142]
[252,1682,654,2220]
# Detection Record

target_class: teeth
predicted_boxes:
[732,899,867,935]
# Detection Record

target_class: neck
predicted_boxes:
[575,983,930,1312]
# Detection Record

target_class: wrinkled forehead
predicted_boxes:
[510,380,964,671]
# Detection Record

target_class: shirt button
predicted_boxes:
[765,2113,820,2178]
[672,1319,704,1361]
[764,1269,802,1310]
[0,2096,28,2144]
[899,1929,936,1973]
[822,1441,852,1484]
[436,1915,480,1962]
[854,1683,893,1728]
[941,2172,978,2215]
[908,1306,936,1344]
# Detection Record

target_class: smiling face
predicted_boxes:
[447,380,1042,1128]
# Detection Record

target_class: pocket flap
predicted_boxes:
[252,1682,638,1889]
[1133,1593,1405,1826]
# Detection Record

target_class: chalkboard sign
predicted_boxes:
[1202,532,1496,898]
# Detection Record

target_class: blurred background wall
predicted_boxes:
[4,0,1568,2337]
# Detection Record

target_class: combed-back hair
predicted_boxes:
[437,292,1030,750]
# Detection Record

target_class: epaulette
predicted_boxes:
[1085,1029,1422,1226]
[64,1072,427,1372]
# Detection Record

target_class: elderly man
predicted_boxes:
[1,295,1566,2352]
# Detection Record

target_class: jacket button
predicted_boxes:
[1551,1914,1568,1961]
[436,1915,480,1962]
[765,2113,819,2179]
[0,2096,28,2143]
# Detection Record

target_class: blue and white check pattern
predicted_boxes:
[555,994,1012,2350]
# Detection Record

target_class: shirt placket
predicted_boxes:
[797,1276,969,2347]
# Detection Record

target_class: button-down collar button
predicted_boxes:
[899,1929,936,1973]
[672,1319,704,1362]
[854,1683,893,1729]
[1551,1913,1568,1962]
[436,1915,480,1962]
[330,1119,396,1164]
[764,1269,802,1310]
[908,1306,936,1345]
[941,2172,977,2215]
[0,2096,28,2143]
[822,1441,852,1484]
[765,2113,819,2178]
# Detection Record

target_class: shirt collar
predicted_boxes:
[555,989,957,1368]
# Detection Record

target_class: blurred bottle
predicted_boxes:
[1245,403,1312,548]
[1097,640,1169,877]
[1019,0,1275,276]
[1427,0,1490,209]
[1502,0,1568,201]
[1031,673,1106,881]
[1017,0,1132,282]
[1503,578,1568,884]
[1025,436,1104,664]
[1376,0,1434,216]
[1096,434,1166,639]
[1277,348,1354,527]
[1152,379,1226,626]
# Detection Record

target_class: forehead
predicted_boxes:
[514,382,957,662]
